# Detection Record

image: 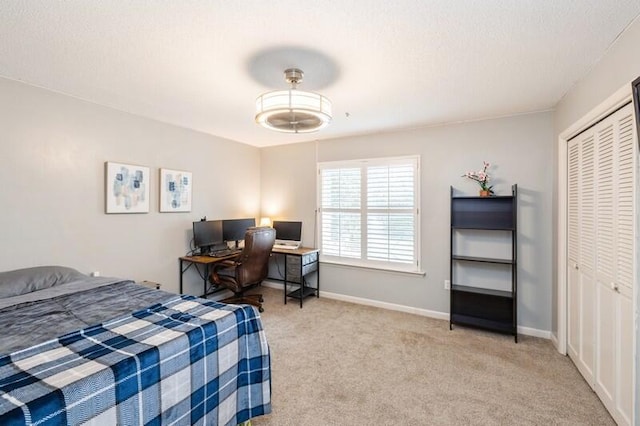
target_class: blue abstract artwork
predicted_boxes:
[160,168,192,212]
[105,162,150,213]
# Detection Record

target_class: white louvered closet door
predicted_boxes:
[568,101,636,426]
[614,112,635,425]
[567,131,597,384]
[578,134,596,385]
[594,116,618,415]
[594,104,636,426]
[567,139,580,362]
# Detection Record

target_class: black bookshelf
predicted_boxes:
[449,185,518,342]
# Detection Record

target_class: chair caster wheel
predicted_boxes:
[258,307,264,313]
[259,297,264,303]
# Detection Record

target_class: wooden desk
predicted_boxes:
[179,253,240,298]
[271,247,320,308]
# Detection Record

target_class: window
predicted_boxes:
[318,156,420,272]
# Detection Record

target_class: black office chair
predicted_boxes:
[209,227,275,312]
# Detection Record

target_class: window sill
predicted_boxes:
[320,259,426,277]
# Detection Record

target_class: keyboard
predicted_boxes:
[273,244,298,250]
[209,249,241,257]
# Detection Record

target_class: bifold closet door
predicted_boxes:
[567,133,596,385]
[593,104,635,426]
[567,102,636,426]
[580,133,597,386]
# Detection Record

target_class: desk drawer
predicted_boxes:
[286,255,301,268]
[302,251,318,265]
[281,251,319,266]
[302,261,318,277]
[285,255,318,283]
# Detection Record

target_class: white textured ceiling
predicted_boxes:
[1,1,639,147]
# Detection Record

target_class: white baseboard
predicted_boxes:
[550,332,564,354]
[319,288,450,321]
[518,326,551,339]
[263,280,550,339]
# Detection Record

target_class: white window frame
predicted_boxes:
[317,155,421,273]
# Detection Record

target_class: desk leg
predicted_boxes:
[283,255,288,305]
[203,264,209,298]
[299,267,304,309]
[179,259,184,294]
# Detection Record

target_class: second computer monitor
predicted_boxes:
[222,218,256,245]
[273,220,302,244]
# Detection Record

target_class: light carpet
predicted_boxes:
[252,286,613,425]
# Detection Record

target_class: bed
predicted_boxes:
[0,266,271,425]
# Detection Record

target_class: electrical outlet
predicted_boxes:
[91,271,100,277]
[444,279,450,290]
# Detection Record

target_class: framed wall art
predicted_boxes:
[159,168,192,212]
[105,161,150,214]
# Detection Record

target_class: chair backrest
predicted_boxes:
[235,227,276,286]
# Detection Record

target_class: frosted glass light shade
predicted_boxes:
[255,89,332,133]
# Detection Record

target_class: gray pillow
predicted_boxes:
[0,266,86,299]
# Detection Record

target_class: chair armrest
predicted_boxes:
[210,259,240,285]
[215,259,239,269]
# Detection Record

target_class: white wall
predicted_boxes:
[0,77,261,296]
[261,111,555,332]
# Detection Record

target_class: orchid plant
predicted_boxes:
[462,161,494,194]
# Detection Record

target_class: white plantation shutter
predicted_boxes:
[367,164,415,263]
[319,156,420,272]
[320,167,361,258]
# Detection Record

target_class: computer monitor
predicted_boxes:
[222,218,256,247]
[273,221,302,245]
[192,220,225,254]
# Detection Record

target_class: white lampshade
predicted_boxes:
[259,217,272,227]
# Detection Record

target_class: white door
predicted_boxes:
[567,139,580,360]
[594,116,617,415]
[593,104,636,426]
[567,131,597,384]
[611,108,635,425]
[567,102,636,426]
[579,133,597,384]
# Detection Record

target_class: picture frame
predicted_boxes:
[159,168,192,212]
[105,161,150,214]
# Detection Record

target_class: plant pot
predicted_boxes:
[479,190,491,197]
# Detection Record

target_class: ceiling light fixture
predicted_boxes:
[255,68,332,133]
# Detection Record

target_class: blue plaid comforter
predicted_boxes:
[0,295,271,425]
